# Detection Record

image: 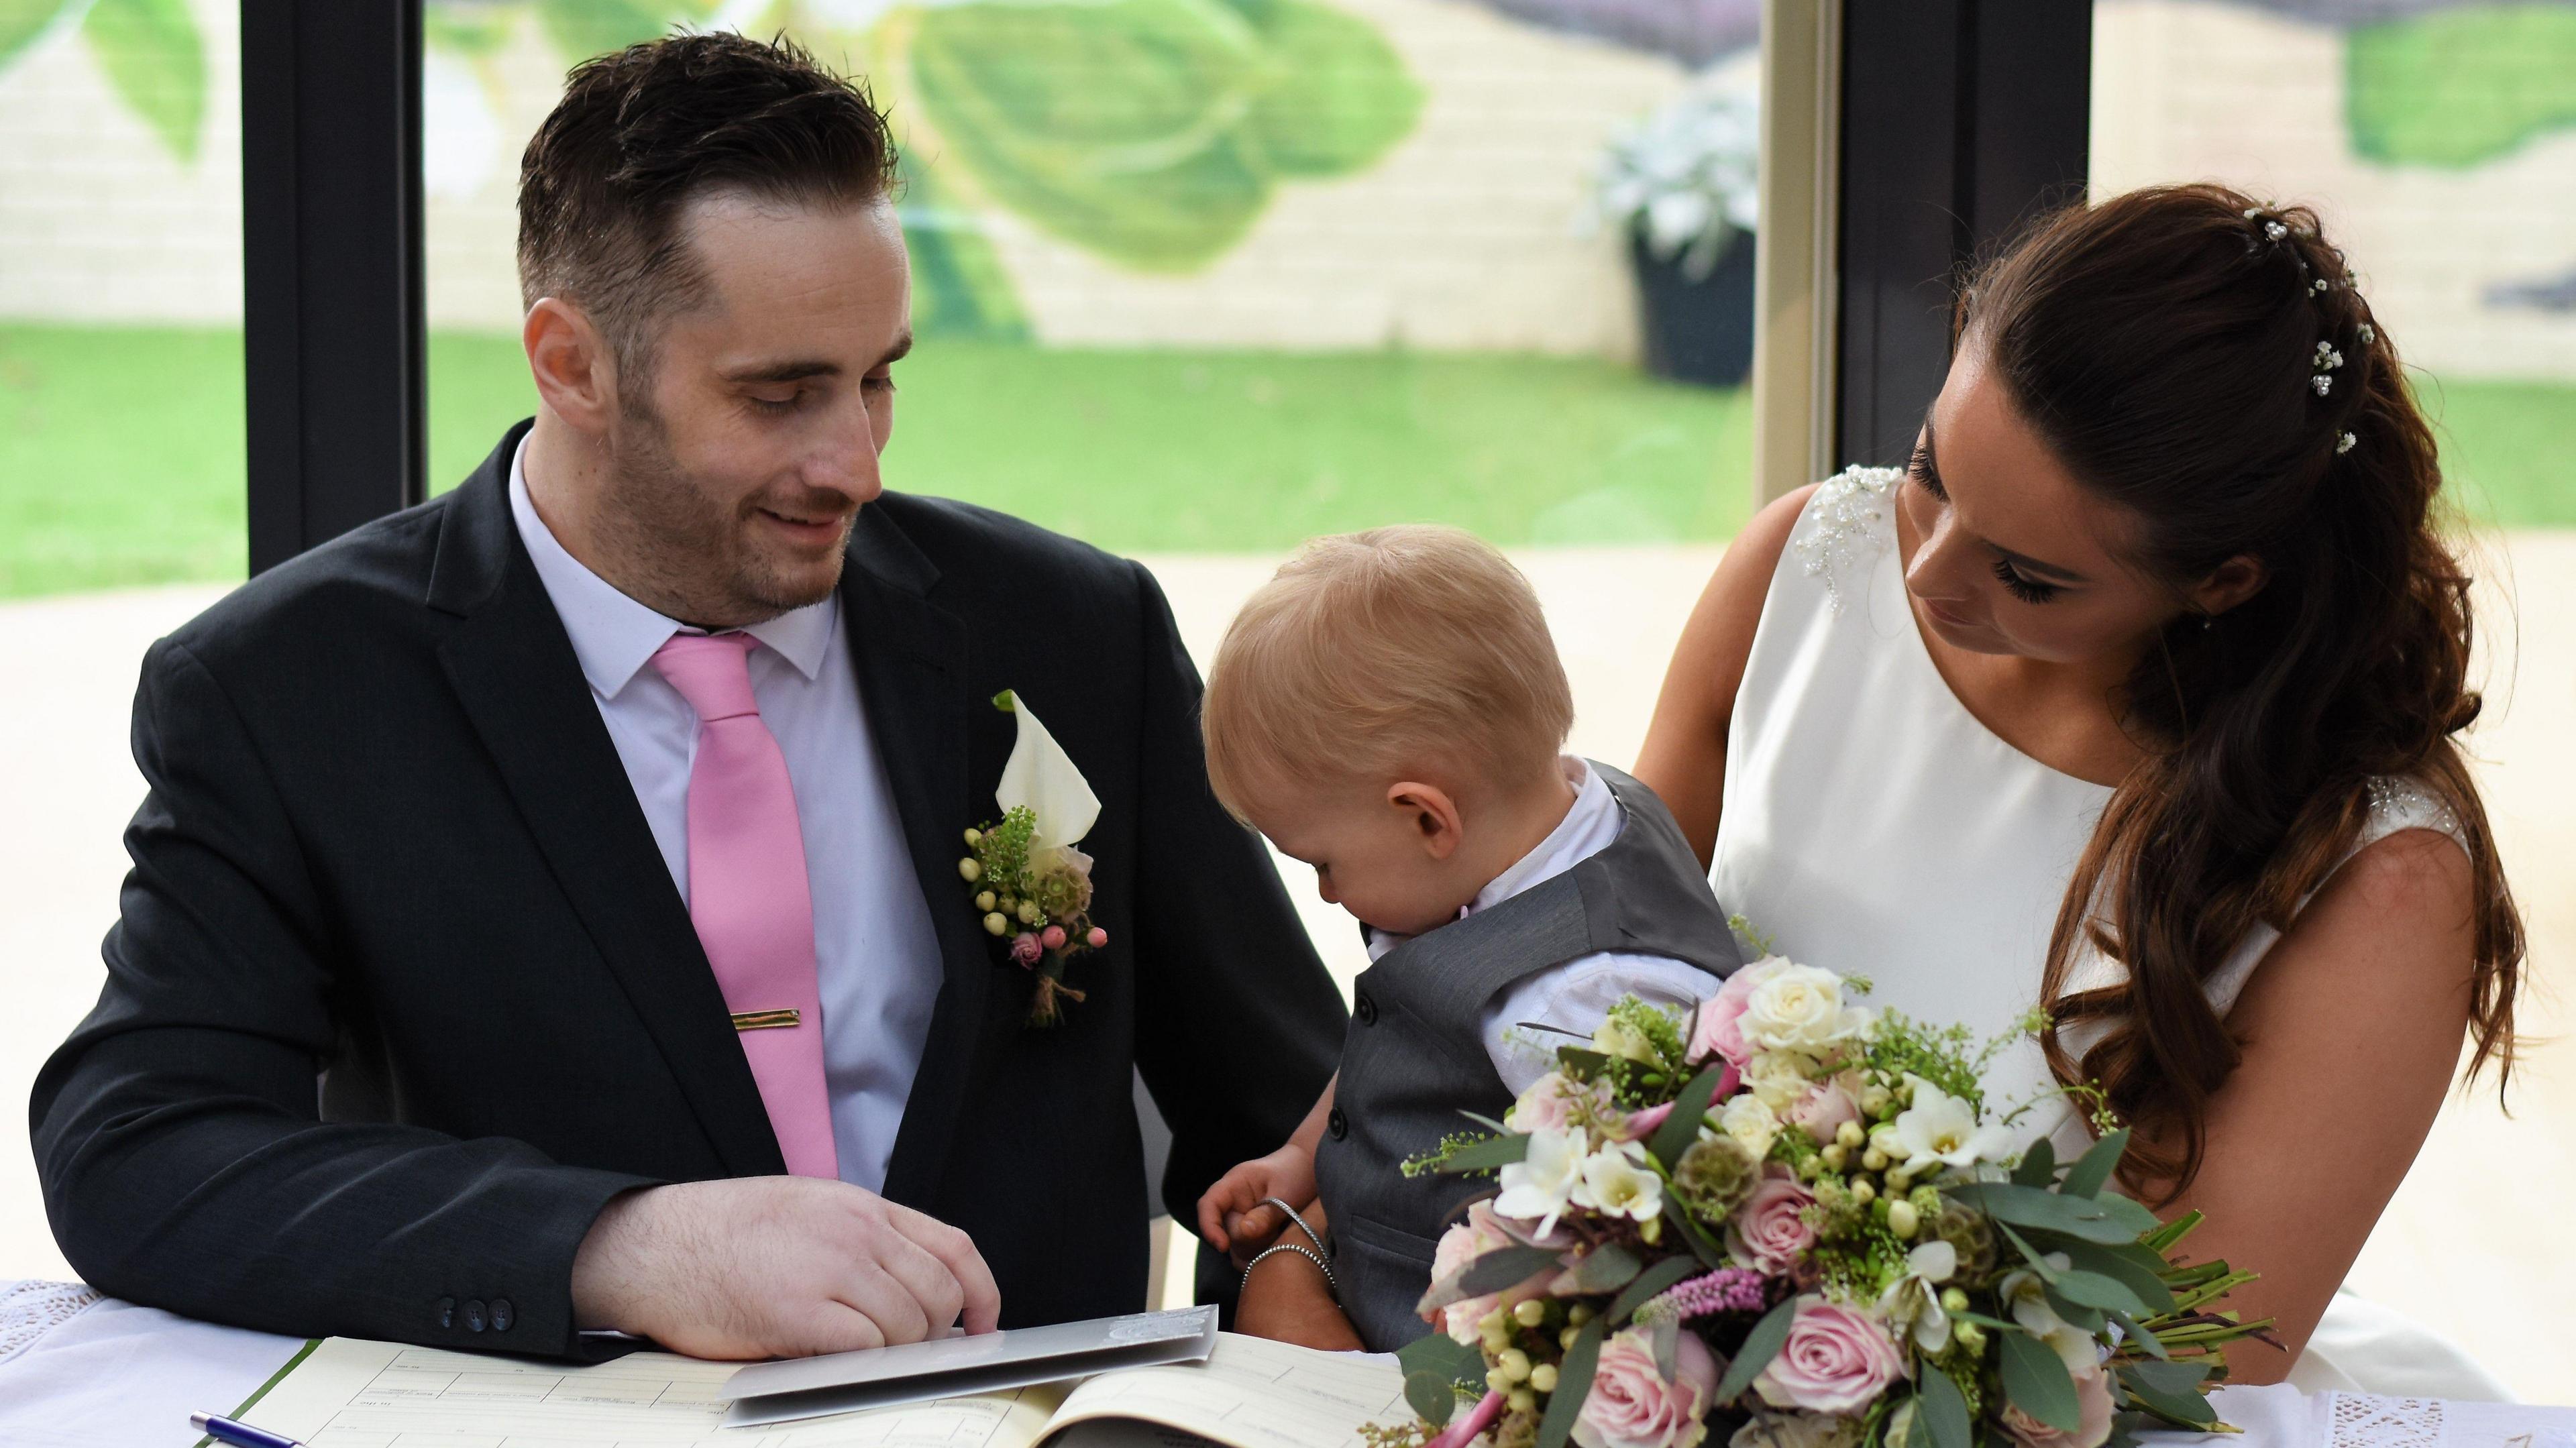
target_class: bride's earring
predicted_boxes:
[2199,612,2216,631]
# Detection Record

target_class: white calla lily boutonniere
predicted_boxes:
[957,690,1110,1025]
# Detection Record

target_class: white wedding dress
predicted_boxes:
[1707,466,2512,1400]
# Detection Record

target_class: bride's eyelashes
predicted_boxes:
[1991,557,2061,604]
[1908,445,1945,500]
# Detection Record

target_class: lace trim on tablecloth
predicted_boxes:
[0,1280,102,1365]
[2328,1394,2444,1448]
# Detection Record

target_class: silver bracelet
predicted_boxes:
[1260,1196,1331,1260]
[1243,1241,1338,1300]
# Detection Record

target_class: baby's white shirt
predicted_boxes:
[1362,757,1725,1095]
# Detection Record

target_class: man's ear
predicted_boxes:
[1387,781,1464,862]
[2188,553,2269,620]
[524,297,619,437]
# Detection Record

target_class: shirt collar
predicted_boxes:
[508,435,837,697]
[1470,757,1617,915]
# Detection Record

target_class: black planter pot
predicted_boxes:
[1631,224,1757,388]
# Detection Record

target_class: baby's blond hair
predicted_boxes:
[1202,525,1574,817]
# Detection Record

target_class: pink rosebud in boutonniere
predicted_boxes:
[1010,932,1042,966]
[1086,926,1109,948]
[1041,925,1067,950]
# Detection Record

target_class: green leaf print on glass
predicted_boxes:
[83,0,205,164]
[900,161,1032,339]
[535,0,717,62]
[910,0,1420,272]
[2348,4,2576,169]
[0,0,76,73]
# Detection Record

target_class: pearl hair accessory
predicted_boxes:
[2246,204,2368,453]
[2338,431,2358,455]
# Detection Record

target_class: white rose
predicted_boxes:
[1740,962,1870,1055]
[1741,1050,1819,1113]
[1719,1093,1780,1160]
[1594,1014,1662,1065]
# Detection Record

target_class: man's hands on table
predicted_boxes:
[570,1177,1000,1358]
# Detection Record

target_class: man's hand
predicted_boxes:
[571,1177,1001,1359]
[1234,1245,1364,1351]
[1195,1143,1318,1266]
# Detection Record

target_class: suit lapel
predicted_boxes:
[837,504,1000,1209]
[428,428,784,1178]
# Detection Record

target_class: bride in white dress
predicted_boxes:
[1635,185,2524,1399]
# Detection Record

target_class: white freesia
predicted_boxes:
[995,691,1100,858]
[1741,1050,1817,1112]
[1890,1074,2015,1171]
[1730,1412,1862,1448]
[1594,1013,1662,1065]
[1875,1239,1958,1353]
[1739,962,1872,1055]
[1718,1093,1780,1160]
[1495,1126,1587,1237]
[1999,1260,2098,1371]
[1573,1141,1664,1223]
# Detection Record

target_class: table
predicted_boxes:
[2,1280,2568,1448]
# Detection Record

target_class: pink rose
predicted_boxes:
[1725,1168,1817,1275]
[2001,1360,2115,1448]
[1787,1078,1860,1139]
[1574,1328,1719,1448]
[1507,1072,1613,1134]
[1425,1202,1540,1345]
[1752,1298,1904,1416]
[1690,958,1786,1067]
[1010,932,1042,966]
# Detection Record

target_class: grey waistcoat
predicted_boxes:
[1311,763,1744,1351]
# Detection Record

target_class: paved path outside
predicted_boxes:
[3,537,2569,1398]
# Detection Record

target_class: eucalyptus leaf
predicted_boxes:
[83,0,202,162]
[1661,1193,1729,1269]
[1998,1330,2083,1434]
[2117,1366,2218,1429]
[1950,1183,2152,1245]
[1607,1255,1701,1326]
[1564,1242,1642,1295]
[2056,1240,2175,1315]
[1434,1133,1532,1174]
[1396,1329,1486,1386]
[2039,1285,2104,1334]
[2105,1311,2168,1360]
[1652,1063,1731,1168]
[2011,1137,2057,1189]
[1459,1245,1563,1296]
[1534,1319,1603,1448]
[1918,1368,1972,1448]
[1404,1370,1459,1426]
[2047,1268,2150,1318]
[0,0,73,72]
[1713,1297,1798,1404]
[2123,1361,2212,1395]
[1555,1047,1615,1078]
[2061,1130,2129,1199]
[1649,1313,1679,1380]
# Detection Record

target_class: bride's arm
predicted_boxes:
[2138,828,2477,1384]
[1634,485,1816,865]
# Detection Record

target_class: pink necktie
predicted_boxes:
[651,632,838,1179]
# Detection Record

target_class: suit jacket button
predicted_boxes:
[464,1299,488,1333]
[1354,992,1378,1026]
[491,1298,515,1333]
[1327,1107,1348,1141]
[436,1297,455,1329]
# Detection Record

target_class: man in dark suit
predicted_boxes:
[30,32,1344,1361]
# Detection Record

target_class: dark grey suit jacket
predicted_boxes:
[31,421,1346,1359]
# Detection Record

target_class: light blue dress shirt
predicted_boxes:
[507,439,943,1193]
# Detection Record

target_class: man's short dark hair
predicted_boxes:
[517,32,900,377]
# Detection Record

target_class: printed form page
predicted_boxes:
[237,1338,1067,1448]
[1037,1335,1409,1448]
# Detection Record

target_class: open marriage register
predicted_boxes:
[215,1326,1413,1448]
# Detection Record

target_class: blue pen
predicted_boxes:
[190,1410,305,1448]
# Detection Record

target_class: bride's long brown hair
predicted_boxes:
[1958,184,2523,1193]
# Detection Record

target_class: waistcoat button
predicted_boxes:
[1327,1107,1348,1140]
[1354,992,1377,1025]
[435,1296,454,1329]
[491,1298,515,1333]
[463,1299,487,1333]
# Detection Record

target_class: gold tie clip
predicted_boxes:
[730,1009,802,1032]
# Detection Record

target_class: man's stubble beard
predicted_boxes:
[598,389,848,628]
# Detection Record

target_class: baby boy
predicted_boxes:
[1192,525,1743,1351]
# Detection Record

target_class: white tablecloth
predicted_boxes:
[1,1281,2568,1448]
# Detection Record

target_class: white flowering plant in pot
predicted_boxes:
[1591,81,1762,282]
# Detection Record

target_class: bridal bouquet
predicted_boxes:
[1387,956,2271,1448]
